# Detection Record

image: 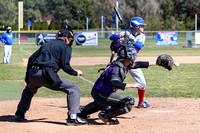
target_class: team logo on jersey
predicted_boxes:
[7,35,12,38]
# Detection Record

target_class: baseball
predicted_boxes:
[174,62,179,67]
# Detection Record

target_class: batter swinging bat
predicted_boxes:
[114,6,126,28]
[114,6,130,41]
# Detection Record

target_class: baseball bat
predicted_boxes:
[114,6,126,28]
[114,6,131,43]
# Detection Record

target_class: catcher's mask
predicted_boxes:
[116,45,137,65]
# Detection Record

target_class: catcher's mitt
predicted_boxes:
[156,54,174,71]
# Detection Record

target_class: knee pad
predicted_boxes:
[123,97,135,112]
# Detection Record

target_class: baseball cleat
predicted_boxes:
[77,113,91,119]
[15,110,26,122]
[15,115,27,122]
[137,101,152,108]
[98,113,119,125]
[66,116,88,126]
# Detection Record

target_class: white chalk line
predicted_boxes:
[19,48,32,55]
[77,76,94,85]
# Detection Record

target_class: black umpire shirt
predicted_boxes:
[28,39,77,76]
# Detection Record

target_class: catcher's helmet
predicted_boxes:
[117,45,137,65]
[130,17,146,29]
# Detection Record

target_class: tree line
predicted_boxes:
[0,0,200,31]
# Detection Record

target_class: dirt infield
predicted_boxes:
[23,56,200,66]
[0,97,200,133]
[69,56,200,66]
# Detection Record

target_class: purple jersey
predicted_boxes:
[92,64,116,93]
[93,61,127,93]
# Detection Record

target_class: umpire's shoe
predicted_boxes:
[66,114,88,126]
[15,110,26,122]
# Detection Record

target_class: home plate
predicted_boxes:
[149,110,175,113]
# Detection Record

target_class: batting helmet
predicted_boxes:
[117,45,137,65]
[130,17,146,29]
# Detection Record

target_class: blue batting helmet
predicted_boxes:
[130,17,146,29]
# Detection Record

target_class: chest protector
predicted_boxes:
[93,61,127,93]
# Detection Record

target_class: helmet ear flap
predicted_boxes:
[130,21,140,29]
[135,24,140,29]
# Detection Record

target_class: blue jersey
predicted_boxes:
[0,31,13,45]
[120,30,145,49]
[120,30,145,59]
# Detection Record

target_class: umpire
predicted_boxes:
[15,28,88,126]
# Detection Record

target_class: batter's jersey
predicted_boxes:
[120,30,146,59]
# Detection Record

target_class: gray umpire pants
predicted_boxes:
[17,67,80,115]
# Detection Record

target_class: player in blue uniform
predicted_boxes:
[0,26,14,64]
[109,40,122,63]
[109,17,151,108]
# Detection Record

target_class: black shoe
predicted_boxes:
[98,113,119,125]
[15,110,26,122]
[66,116,88,126]
[77,113,91,119]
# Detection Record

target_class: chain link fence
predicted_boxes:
[0,30,198,50]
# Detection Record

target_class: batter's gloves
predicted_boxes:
[156,54,174,71]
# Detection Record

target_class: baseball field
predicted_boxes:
[0,38,200,133]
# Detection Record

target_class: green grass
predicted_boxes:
[0,38,199,100]
[0,63,199,100]
[0,81,21,101]
[12,37,200,57]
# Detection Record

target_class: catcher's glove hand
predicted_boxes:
[156,54,174,71]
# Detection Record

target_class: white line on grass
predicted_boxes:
[19,48,32,55]
[77,76,94,85]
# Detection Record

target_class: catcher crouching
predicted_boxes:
[78,45,174,125]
